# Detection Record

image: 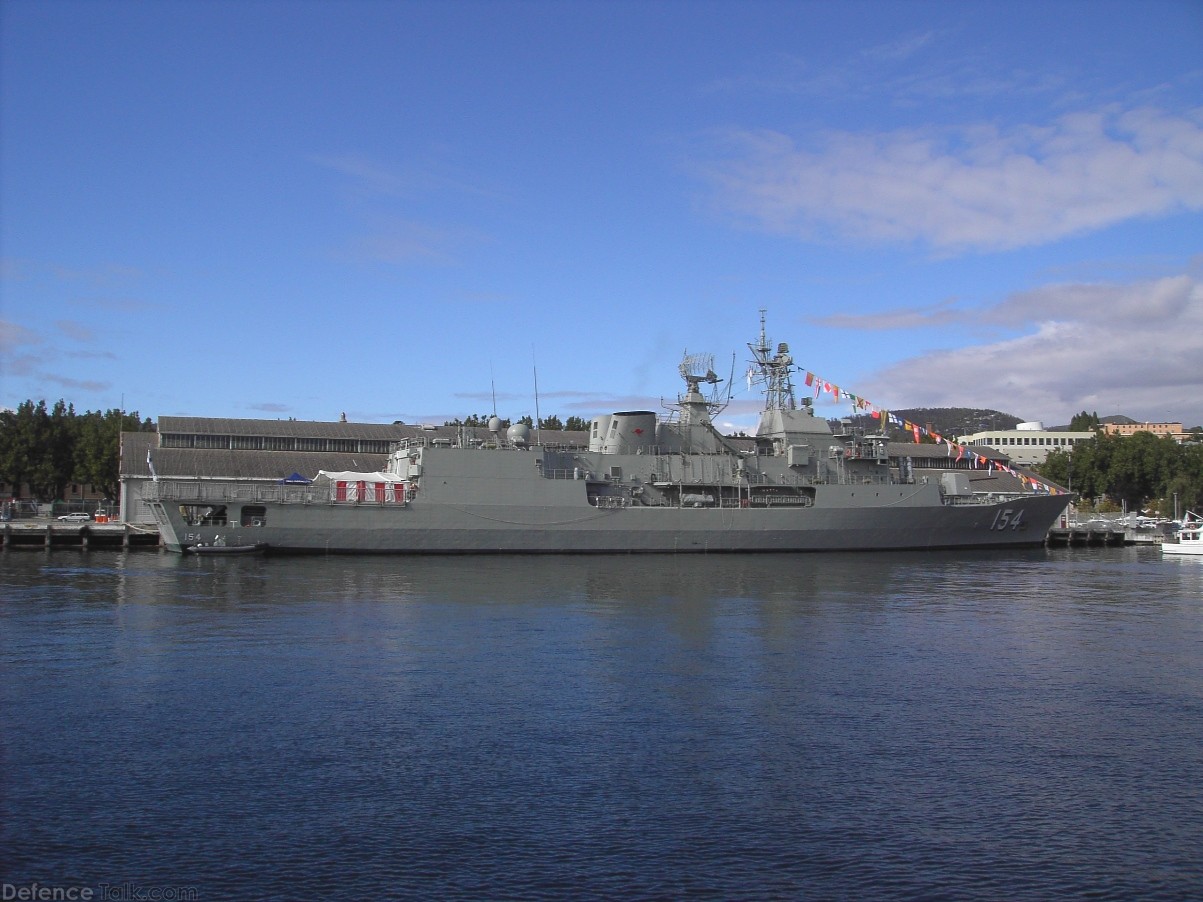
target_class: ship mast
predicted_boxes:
[748,308,797,411]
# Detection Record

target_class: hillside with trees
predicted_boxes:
[836,407,1022,442]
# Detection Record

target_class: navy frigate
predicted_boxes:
[148,316,1071,554]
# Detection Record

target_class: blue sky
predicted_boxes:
[3,0,1202,432]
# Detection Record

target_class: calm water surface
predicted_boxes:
[2,547,1201,900]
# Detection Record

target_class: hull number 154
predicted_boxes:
[990,508,1024,531]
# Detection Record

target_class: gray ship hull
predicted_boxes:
[148,476,1069,555]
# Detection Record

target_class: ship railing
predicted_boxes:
[146,480,403,506]
[592,496,630,509]
[942,491,1043,506]
[148,481,308,503]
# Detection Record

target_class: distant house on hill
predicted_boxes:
[1101,421,1192,442]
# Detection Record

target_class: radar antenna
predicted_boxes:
[675,351,732,419]
[747,308,797,411]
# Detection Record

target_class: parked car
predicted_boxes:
[57,512,92,522]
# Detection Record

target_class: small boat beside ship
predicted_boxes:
[185,538,267,555]
[147,315,1073,556]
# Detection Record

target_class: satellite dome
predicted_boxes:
[507,423,531,448]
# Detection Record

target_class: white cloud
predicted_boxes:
[860,274,1203,426]
[693,106,1203,253]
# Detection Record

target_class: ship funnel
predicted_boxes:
[600,411,656,454]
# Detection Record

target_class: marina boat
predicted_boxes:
[1161,516,1203,557]
[147,316,1072,555]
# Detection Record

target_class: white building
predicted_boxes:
[956,421,1094,466]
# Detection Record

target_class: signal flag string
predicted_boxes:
[797,368,1066,496]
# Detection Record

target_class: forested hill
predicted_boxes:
[836,408,1023,439]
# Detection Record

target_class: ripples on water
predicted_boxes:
[3,548,1202,900]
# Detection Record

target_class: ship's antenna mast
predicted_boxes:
[532,347,542,446]
[747,308,797,411]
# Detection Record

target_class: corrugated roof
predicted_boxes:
[155,416,591,444]
[157,417,407,440]
[121,432,387,479]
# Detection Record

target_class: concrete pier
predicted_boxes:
[1046,522,1168,547]
[1046,525,1126,547]
[2,522,161,550]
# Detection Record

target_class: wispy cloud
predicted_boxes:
[859,31,938,64]
[0,319,41,353]
[1,319,116,393]
[692,106,1203,253]
[41,374,111,392]
[311,152,500,202]
[55,320,96,342]
[335,216,484,266]
[67,296,156,313]
[815,299,965,330]
[704,29,1065,106]
[312,153,499,266]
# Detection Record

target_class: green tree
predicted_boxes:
[0,402,37,497]
[1039,448,1072,490]
[47,399,78,500]
[1068,410,1101,432]
[1038,431,1203,515]
[1167,443,1203,514]
[75,409,150,499]
[0,400,153,502]
[1105,432,1170,511]
[564,416,590,432]
[538,414,563,431]
[0,399,75,501]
